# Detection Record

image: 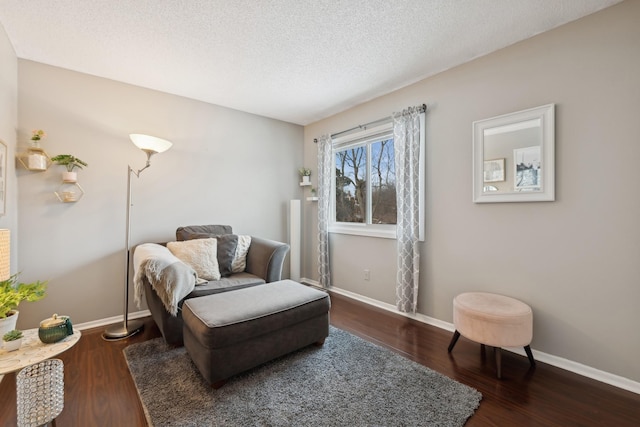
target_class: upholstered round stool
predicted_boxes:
[447,292,535,378]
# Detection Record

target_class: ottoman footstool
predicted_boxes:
[182,279,330,388]
[447,292,535,379]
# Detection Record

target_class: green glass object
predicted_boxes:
[38,314,73,344]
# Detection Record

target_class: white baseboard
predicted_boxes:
[300,277,640,395]
[73,310,151,331]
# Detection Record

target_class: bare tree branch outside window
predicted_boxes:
[335,139,396,224]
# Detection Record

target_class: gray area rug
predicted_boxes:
[124,326,481,426]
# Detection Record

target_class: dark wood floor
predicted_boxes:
[1,292,639,426]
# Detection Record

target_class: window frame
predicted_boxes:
[328,115,425,240]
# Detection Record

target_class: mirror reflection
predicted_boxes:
[483,119,542,193]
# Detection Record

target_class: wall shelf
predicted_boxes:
[54,181,84,203]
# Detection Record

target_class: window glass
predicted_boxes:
[335,146,367,223]
[370,139,396,224]
[334,136,396,225]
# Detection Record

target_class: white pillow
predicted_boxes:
[231,235,251,273]
[167,238,220,281]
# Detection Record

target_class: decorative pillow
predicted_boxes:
[166,238,220,281]
[216,234,239,277]
[180,232,237,277]
[176,225,232,241]
[231,235,251,273]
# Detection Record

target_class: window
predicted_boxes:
[329,117,425,240]
[334,132,396,222]
[330,124,398,238]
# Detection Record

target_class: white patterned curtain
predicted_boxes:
[393,107,422,313]
[317,134,332,288]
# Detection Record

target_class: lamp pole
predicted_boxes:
[103,135,171,341]
[103,163,149,339]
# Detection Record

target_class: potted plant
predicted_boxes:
[2,329,23,352]
[299,167,311,184]
[50,154,88,182]
[0,274,47,338]
[27,129,48,170]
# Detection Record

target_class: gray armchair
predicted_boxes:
[141,226,290,346]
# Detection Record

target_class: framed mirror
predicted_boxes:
[473,104,555,203]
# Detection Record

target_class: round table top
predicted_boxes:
[0,328,81,375]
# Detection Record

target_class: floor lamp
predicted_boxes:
[103,134,172,340]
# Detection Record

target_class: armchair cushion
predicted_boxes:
[176,224,232,241]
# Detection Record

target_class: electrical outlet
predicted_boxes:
[364,269,370,281]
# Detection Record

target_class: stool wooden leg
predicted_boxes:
[447,330,461,353]
[524,345,536,366]
[494,347,502,379]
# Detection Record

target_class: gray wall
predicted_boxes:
[303,1,640,382]
[16,61,303,329]
[0,23,18,270]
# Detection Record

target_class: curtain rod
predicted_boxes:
[314,103,426,143]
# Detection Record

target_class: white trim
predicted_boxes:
[484,118,540,136]
[72,310,151,331]
[333,122,393,146]
[329,223,396,239]
[300,278,640,395]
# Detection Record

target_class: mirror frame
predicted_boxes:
[473,104,555,203]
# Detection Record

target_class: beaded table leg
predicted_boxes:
[16,359,64,427]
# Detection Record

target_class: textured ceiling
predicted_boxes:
[0,0,622,125]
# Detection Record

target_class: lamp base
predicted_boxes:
[102,319,144,341]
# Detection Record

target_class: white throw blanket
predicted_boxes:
[133,243,197,316]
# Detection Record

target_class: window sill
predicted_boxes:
[329,223,396,239]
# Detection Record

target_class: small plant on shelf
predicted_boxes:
[30,129,46,143]
[299,168,311,184]
[298,167,311,177]
[50,154,88,172]
[3,329,23,341]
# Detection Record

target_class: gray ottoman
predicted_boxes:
[182,279,331,388]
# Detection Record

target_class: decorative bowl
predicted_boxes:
[38,314,73,344]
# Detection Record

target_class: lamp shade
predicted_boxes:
[129,134,172,154]
[0,229,9,281]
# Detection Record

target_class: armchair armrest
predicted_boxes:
[245,237,290,282]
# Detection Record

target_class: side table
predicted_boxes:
[0,328,81,425]
[0,328,81,376]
